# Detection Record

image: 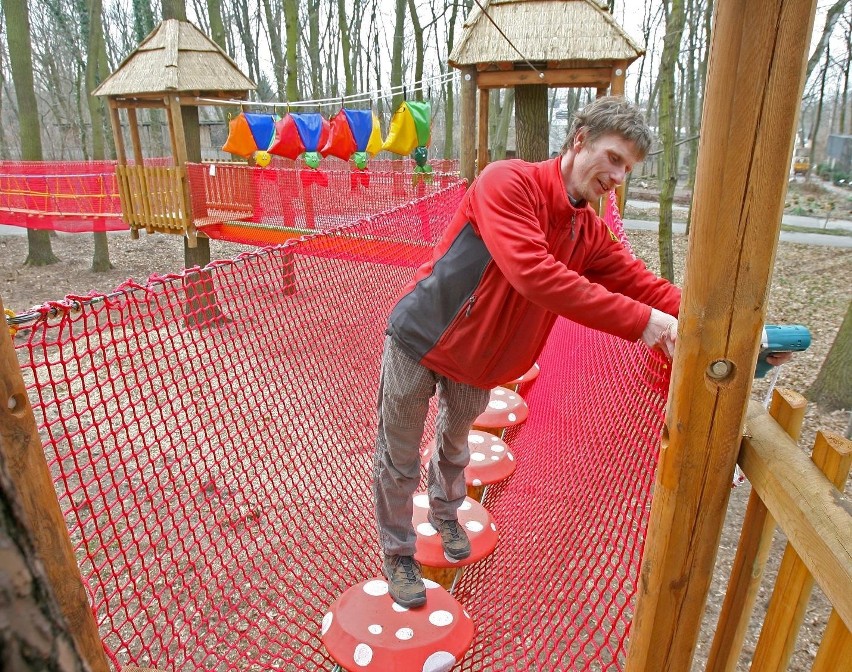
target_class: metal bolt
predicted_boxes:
[708,359,732,379]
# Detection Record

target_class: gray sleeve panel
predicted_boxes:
[387,222,492,360]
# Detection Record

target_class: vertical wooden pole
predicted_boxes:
[705,389,807,672]
[477,87,490,174]
[460,66,477,185]
[0,295,111,672]
[812,610,852,672]
[126,107,145,168]
[108,101,126,165]
[624,1,818,670]
[611,59,628,214]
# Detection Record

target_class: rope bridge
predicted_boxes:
[11,173,670,670]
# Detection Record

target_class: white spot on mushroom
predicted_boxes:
[465,520,484,533]
[392,602,409,612]
[459,500,472,511]
[472,478,482,486]
[413,494,429,508]
[422,651,456,672]
[395,627,414,640]
[417,522,438,536]
[321,612,333,635]
[353,643,373,666]
[469,434,485,444]
[470,452,485,462]
[368,624,382,635]
[507,413,517,421]
[429,610,454,627]
[423,579,440,589]
[363,580,388,596]
[489,400,508,410]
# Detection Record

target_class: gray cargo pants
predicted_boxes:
[373,335,491,557]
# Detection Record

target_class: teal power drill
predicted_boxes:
[754,325,811,378]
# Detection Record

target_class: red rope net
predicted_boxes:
[12,173,670,671]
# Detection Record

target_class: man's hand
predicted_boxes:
[765,351,794,366]
[641,308,678,359]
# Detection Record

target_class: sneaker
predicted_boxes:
[382,554,426,608]
[428,512,471,561]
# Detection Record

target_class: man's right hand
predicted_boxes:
[641,308,678,359]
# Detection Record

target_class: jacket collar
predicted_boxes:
[541,155,587,226]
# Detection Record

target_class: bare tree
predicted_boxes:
[2,0,58,265]
[657,0,686,281]
[808,300,852,411]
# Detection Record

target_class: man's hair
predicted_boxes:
[561,96,653,158]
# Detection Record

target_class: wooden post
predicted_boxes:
[750,430,852,672]
[0,295,111,672]
[477,87,490,175]
[611,59,628,213]
[459,67,477,184]
[624,1,818,670]
[705,389,806,672]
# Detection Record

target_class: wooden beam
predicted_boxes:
[108,102,127,165]
[749,428,852,670]
[0,295,111,672]
[477,88,490,175]
[460,67,477,184]
[611,60,628,96]
[812,610,852,672]
[739,412,852,629]
[476,68,611,89]
[624,1,819,670]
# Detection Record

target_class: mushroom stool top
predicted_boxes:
[321,577,474,672]
[473,387,529,430]
[412,493,498,569]
[420,431,516,488]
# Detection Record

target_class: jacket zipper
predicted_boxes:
[571,212,576,240]
[465,294,477,316]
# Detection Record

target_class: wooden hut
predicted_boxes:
[448,0,643,182]
[93,19,255,246]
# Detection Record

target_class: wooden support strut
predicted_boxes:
[0,294,111,672]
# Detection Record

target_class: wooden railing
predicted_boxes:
[115,164,189,238]
[707,389,852,671]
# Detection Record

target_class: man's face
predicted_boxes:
[565,130,642,202]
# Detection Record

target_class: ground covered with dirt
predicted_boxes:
[1,221,849,670]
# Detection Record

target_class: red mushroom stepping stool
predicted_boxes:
[502,361,541,392]
[472,386,529,437]
[420,430,516,501]
[412,492,498,590]
[321,577,474,672]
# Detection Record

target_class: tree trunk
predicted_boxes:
[657,0,686,281]
[86,0,113,272]
[808,300,852,411]
[2,0,58,266]
[407,0,424,100]
[514,84,548,162]
[389,0,407,112]
[337,0,354,96]
[492,89,515,160]
[442,0,459,159]
[307,0,321,98]
[283,0,300,100]
[0,454,91,672]
[206,0,227,52]
[805,0,847,81]
[807,43,830,181]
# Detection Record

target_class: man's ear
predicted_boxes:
[574,128,587,151]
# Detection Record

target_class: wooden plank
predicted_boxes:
[108,103,127,165]
[0,294,111,672]
[477,88,490,175]
[624,2,819,670]
[740,413,852,628]
[812,610,852,672]
[475,68,611,89]
[750,429,852,671]
[705,389,807,672]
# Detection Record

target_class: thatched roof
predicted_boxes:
[449,0,643,68]
[93,19,255,98]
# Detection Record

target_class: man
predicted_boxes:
[373,96,682,609]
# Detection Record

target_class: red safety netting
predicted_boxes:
[186,161,462,247]
[10,177,670,671]
[0,159,167,233]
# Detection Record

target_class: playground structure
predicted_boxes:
[1,0,850,671]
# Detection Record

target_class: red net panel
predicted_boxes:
[12,180,669,671]
[0,159,170,233]
[187,162,462,248]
